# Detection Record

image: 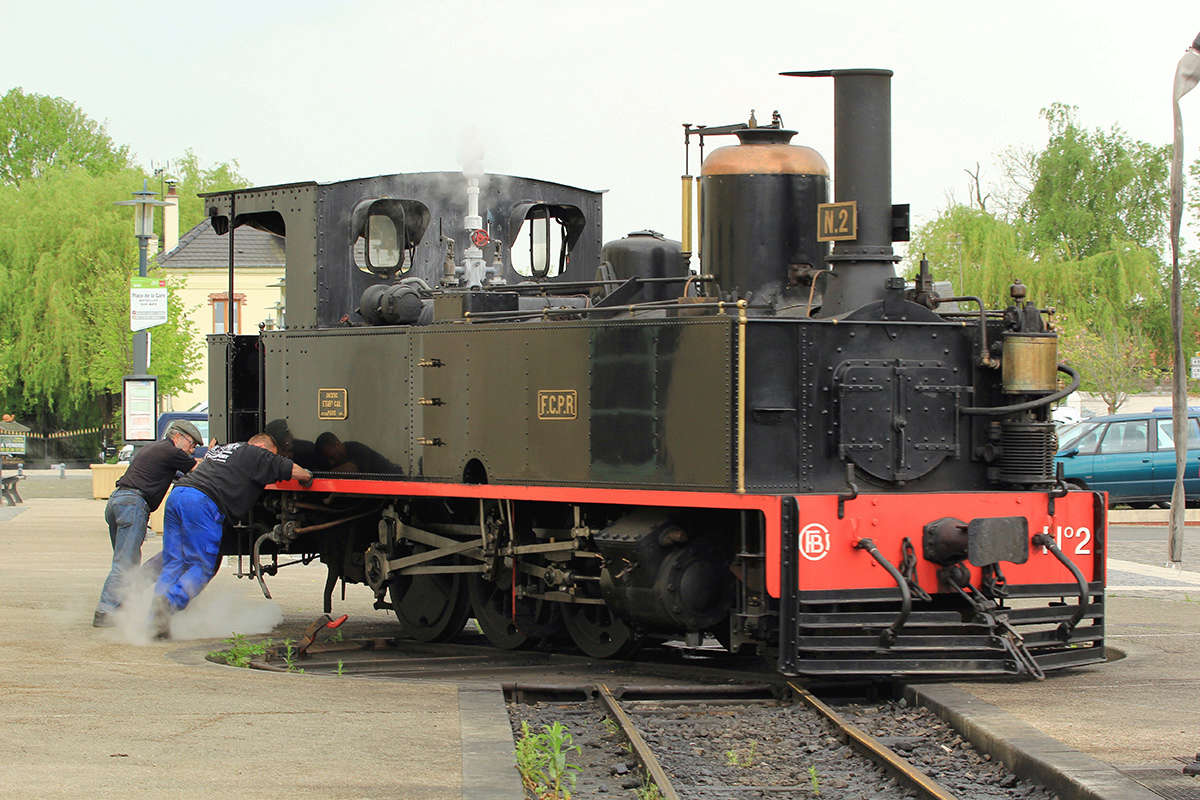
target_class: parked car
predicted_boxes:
[117,411,210,462]
[1052,406,1080,425]
[1055,410,1200,508]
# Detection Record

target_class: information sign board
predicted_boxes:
[122,376,158,442]
[131,277,168,332]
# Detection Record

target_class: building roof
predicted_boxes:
[156,218,285,269]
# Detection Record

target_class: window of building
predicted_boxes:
[210,292,246,334]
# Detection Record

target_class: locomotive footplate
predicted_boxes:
[777,584,1105,677]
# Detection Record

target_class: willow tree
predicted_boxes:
[907,204,1033,305]
[0,167,201,424]
[909,103,1175,390]
[169,148,248,233]
[1018,103,1171,261]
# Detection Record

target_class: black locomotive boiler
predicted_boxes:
[202,69,1105,677]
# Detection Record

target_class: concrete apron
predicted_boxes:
[0,497,521,799]
[909,684,1162,800]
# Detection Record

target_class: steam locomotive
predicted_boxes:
[202,69,1105,678]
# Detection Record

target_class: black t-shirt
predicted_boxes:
[115,437,196,511]
[176,442,294,521]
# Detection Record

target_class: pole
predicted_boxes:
[132,234,150,376]
[226,193,236,443]
[1167,34,1200,565]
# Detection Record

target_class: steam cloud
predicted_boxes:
[106,563,283,646]
[457,126,486,178]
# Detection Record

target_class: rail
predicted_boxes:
[594,682,680,800]
[788,681,960,800]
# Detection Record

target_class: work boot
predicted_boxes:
[92,610,115,628]
[148,595,172,640]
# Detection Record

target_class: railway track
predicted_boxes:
[520,681,963,799]
[229,632,1059,798]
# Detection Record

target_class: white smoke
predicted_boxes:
[457,126,486,178]
[107,566,283,646]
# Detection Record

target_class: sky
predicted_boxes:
[3,0,1199,257]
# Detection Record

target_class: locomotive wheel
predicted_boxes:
[387,567,471,643]
[561,602,642,659]
[468,574,561,650]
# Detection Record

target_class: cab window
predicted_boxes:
[1156,417,1200,450]
[1098,420,1149,453]
[511,208,567,278]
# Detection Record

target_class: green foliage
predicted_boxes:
[514,720,581,800]
[724,740,758,768]
[168,149,249,234]
[0,167,202,417]
[0,88,130,188]
[808,765,821,796]
[1019,103,1170,260]
[634,774,663,800]
[208,633,270,668]
[0,88,248,429]
[908,102,1187,380]
[1059,316,1154,413]
[907,205,1033,304]
[281,638,304,673]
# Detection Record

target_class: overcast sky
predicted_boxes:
[3,1,1199,255]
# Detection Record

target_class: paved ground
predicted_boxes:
[956,523,1200,771]
[0,496,516,799]
[6,492,1200,797]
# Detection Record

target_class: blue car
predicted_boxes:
[118,411,210,462]
[1055,410,1200,507]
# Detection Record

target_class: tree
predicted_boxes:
[909,103,1177,379]
[0,88,130,188]
[0,167,201,420]
[1017,103,1170,261]
[168,148,249,233]
[907,204,1033,304]
[1058,315,1153,414]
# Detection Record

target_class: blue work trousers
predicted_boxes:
[154,486,224,611]
[96,488,149,614]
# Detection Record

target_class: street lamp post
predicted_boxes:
[114,182,170,450]
[114,181,169,377]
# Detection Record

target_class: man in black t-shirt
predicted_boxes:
[93,421,203,628]
[149,433,312,638]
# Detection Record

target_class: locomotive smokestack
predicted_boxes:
[782,68,899,316]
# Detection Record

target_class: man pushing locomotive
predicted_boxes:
[93,420,204,628]
[148,433,312,639]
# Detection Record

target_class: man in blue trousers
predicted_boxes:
[93,420,203,627]
[150,432,312,638]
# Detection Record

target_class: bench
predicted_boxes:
[1,475,21,506]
